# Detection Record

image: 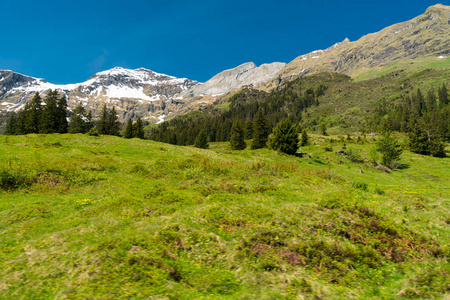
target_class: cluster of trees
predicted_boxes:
[4,91,147,139]
[124,117,144,139]
[369,84,449,157]
[149,78,327,146]
[97,105,121,136]
[193,107,300,155]
[5,91,70,135]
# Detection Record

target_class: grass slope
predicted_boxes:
[299,69,450,134]
[352,57,450,82]
[0,134,449,299]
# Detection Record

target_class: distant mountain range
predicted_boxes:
[1,4,449,123]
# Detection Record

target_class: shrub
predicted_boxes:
[376,128,402,168]
[373,187,385,195]
[0,170,32,191]
[351,181,368,191]
[345,147,364,163]
[87,128,99,136]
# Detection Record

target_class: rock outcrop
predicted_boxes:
[183,62,286,97]
[0,67,200,122]
[268,4,450,87]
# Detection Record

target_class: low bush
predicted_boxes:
[0,169,32,191]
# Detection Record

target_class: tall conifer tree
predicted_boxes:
[124,117,133,138]
[251,108,270,149]
[39,90,59,134]
[56,94,68,133]
[5,113,17,135]
[108,106,121,136]
[194,130,209,149]
[133,117,144,139]
[230,120,246,150]
[98,104,109,135]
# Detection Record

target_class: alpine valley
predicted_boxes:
[1,4,450,300]
[1,4,449,127]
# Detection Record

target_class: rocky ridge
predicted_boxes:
[0,67,199,122]
[267,4,450,87]
[182,62,286,97]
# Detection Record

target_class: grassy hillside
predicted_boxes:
[352,57,450,82]
[0,134,449,299]
[291,68,450,134]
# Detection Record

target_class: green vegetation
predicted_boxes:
[0,134,449,299]
[268,119,299,155]
[229,120,246,150]
[147,69,449,151]
[194,130,209,149]
[353,57,450,82]
[376,125,403,168]
[251,108,270,150]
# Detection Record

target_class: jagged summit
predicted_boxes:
[268,4,450,86]
[1,4,449,124]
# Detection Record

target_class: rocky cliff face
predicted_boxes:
[0,67,200,122]
[268,4,450,86]
[183,62,286,97]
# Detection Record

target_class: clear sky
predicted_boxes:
[0,0,445,84]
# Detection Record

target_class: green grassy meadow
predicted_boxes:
[0,134,449,299]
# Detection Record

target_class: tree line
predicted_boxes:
[4,91,144,138]
[148,78,327,146]
[368,84,449,157]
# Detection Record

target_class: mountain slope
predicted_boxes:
[0,67,199,122]
[183,62,286,97]
[0,134,449,298]
[267,4,450,88]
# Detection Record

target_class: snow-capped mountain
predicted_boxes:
[0,67,199,122]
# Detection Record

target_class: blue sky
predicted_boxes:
[0,0,445,83]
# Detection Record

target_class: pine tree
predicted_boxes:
[251,108,270,149]
[56,94,68,133]
[124,118,133,138]
[230,120,246,150]
[5,113,17,135]
[98,104,109,135]
[320,122,328,136]
[69,103,88,133]
[85,110,93,132]
[22,102,33,134]
[268,119,299,155]
[415,88,426,116]
[39,90,59,134]
[15,110,27,135]
[244,121,253,139]
[25,92,42,133]
[133,117,144,139]
[108,106,121,136]
[428,135,446,157]
[194,130,209,149]
[376,124,402,168]
[426,89,437,112]
[408,118,429,155]
[438,83,449,106]
[300,128,309,147]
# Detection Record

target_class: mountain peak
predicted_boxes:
[183,61,285,97]
[430,3,450,10]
